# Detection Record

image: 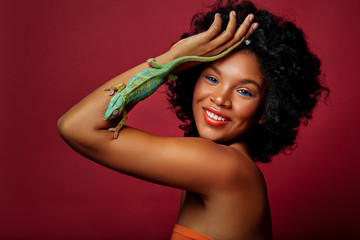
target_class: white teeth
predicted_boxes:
[205,110,227,121]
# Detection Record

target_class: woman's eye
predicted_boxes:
[204,75,218,84]
[237,89,256,97]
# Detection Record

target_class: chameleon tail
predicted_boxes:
[145,36,247,84]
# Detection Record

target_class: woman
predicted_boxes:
[58,0,327,239]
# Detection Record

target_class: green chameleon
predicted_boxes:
[103,37,247,138]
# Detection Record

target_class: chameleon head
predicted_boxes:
[102,94,125,120]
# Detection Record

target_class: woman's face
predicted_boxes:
[192,50,266,143]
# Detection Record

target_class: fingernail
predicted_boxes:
[231,11,236,17]
[248,14,254,22]
[252,22,258,30]
[215,13,220,18]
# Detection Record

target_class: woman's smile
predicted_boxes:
[203,107,231,126]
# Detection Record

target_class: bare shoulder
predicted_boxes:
[168,137,265,186]
[209,142,266,190]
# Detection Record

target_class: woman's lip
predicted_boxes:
[202,107,230,127]
[203,107,230,120]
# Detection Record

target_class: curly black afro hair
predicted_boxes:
[166,0,329,163]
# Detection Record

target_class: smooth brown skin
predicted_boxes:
[58,12,272,240]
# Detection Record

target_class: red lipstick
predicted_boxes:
[202,107,230,127]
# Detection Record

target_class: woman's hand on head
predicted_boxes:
[167,12,258,60]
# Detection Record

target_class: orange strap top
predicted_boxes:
[170,224,214,240]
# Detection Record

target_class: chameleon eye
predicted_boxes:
[112,109,119,116]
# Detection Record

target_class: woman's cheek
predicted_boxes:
[193,80,211,100]
[234,100,261,119]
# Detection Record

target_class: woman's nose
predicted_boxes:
[210,88,232,108]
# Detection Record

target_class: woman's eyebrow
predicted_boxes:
[209,65,222,75]
[238,79,261,90]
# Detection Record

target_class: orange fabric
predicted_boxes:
[170,224,214,240]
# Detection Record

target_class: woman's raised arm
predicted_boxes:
[57,12,257,194]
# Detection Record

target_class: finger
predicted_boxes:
[210,11,238,47]
[202,13,223,41]
[244,22,258,40]
[234,14,254,40]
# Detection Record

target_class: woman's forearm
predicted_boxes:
[57,52,174,144]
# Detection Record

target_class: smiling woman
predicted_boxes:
[167,0,328,163]
[57,0,327,239]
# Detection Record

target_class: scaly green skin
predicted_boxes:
[103,37,246,138]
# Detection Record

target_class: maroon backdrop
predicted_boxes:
[1,0,359,239]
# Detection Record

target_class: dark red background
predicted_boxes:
[1,0,360,239]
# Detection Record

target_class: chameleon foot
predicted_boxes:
[167,74,178,82]
[108,127,120,139]
[104,87,116,96]
[108,110,128,139]
[147,58,164,69]
[104,83,126,96]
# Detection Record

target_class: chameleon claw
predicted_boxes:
[108,110,128,139]
[104,87,117,96]
[113,132,119,139]
[108,127,119,139]
[104,83,126,96]
[109,126,122,139]
[147,58,165,69]
[104,87,114,95]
